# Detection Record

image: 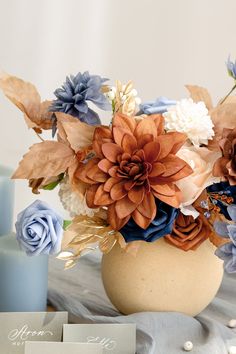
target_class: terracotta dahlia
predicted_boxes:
[213,128,236,185]
[76,113,193,230]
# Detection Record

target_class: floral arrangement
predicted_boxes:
[1,58,236,272]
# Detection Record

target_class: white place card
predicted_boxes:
[0,311,68,354]
[24,341,103,354]
[63,323,136,354]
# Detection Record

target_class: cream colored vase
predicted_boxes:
[101,238,224,317]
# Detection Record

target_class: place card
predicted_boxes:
[24,341,103,354]
[0,311,68,354]
[63,323,136,354]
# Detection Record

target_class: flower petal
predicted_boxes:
[86,184,100,208]
[94,184,114,205]
[132,209,152,229]
[135,119,157,140]
[102,143,123,163]
[113,113,136,133]
[128,186,145,204]
[98,159,113,173]
[115,196,137,219]
[149,162,166,177]
[107,203,130,230]
[143,141,160,163]
[137,193,156,219]
[110,181,127,201]
[121,133,138,154]
[104,177,121,192]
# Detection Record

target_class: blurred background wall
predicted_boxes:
[0,0,235,220]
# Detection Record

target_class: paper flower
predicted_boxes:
[76,113,192,230]
[120,199,178,242]
[15,200,63,256]
[163,98,214,146]
[51,71,111,125]
[213,128,236,185]
[139,96,176,115]
[176,145,220,217]
[215,205,236,273]
[165,212,211,251]
[59,176,98,217]
[227,57,236,80]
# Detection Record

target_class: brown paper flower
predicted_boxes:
[76,113,193,230]
[164,212,211,251]
[213,128,236,185]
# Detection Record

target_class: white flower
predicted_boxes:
[59,177,98,217]
[163,98,214,146]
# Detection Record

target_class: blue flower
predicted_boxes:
[51,71,111,125]
[120,199,178,243]
[138,96,176,115]
[227,57,236,80]
[207,182,236,220]
[215,205,236,273]
[15,200,64,256]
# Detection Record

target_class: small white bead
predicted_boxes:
[229,346,236,354]
[228,319,236,328]
[183,341,193,351]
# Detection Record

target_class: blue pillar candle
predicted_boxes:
[0,234,48,312]
[0,166,15,236]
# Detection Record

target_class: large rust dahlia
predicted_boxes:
[76,113,193,230]
[213,128,236,185]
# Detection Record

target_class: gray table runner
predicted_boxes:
[48,253,236,353]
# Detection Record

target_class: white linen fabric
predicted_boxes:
[48,254,236,354]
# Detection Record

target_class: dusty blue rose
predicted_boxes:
[15,200,63,256]
[120,199,178,243]
[215,205,236,273]
[50,71,111,125]
[139,96,176,115]
[227,56,236,80]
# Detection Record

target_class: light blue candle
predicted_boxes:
[0,166,15,236]
[0,234,48,312]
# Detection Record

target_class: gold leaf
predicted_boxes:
[0,73,53,131]
[57,251,74,260]
[185,85,213,110]
[12,141,75,179]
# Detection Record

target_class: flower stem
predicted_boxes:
[220,84,236,105]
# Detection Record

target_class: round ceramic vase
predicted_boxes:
[101,238,223,317]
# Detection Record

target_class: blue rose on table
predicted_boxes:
[120,199,178,242]
[15,200,64,256]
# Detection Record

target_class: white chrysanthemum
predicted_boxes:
[59,177,98,217]
[163,98,214,146]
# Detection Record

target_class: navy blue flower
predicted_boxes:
[215,205,236,273]
[138,96,176,115]
[207,182,236,220]
[120,199,178,243]
[51,71,111,125]
[227,57,236,80]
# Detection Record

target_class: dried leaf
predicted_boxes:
[13,141,75,179]
[61,120,95,152]
[208,102,236,150]
[0,73,53,131]
[185,85,213,110]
